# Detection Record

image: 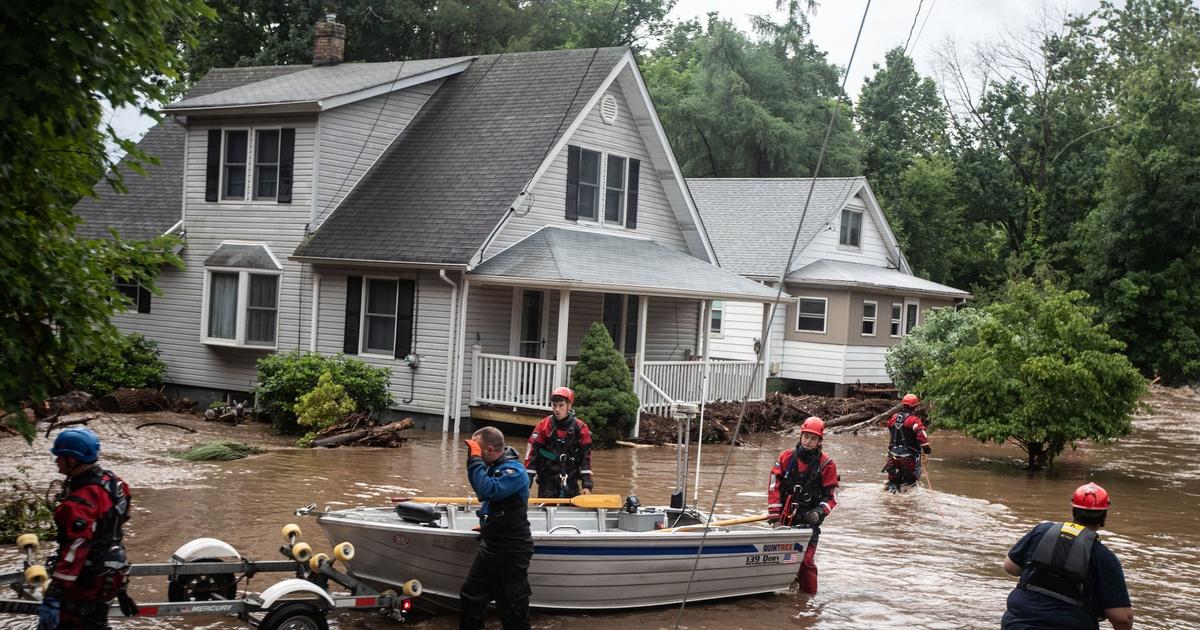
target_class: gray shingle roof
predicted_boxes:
[74,66,305,240]
[470,227,785,302]
[167,58,472,110]
[686,177,867,278]
[786,259,970,298]
[294,47,629,265]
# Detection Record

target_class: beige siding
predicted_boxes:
[784,287,849,345]
[793,196,895,270]
[313,83,441,226]
[483,82,690,258]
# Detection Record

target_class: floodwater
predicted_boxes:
[2,385,1198,629]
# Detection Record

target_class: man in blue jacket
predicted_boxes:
[459,426,533,630]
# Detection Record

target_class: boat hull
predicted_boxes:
[318,506,812,611]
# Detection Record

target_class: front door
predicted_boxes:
[518,289,546,359]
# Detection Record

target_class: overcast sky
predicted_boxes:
[108,0,1106,153]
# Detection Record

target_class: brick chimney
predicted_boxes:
[313,14,345,66]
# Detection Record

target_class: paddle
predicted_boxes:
[656,514,770,534]
[392,494,623,509]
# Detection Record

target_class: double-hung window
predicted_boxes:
[114,277,151,313]
[861,301,877,336]
[891,303,903,337]
[839,209,862,248]
[566,145,640,228]
[796,297,827,333]
[605,155,626,224]
[364,279,400,355]
[222,130,248,200]
[905,301,919,335]
[202,243,281,348]
[344,276,416,358]
[207,127,294,203]
[253,129,281,200]
[576,149,601,220]
[710,300,725,336]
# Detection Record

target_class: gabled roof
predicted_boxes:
[686,177,871,279]
[787,259,969,299]
[470,227,785,302]
[74,66,305,240]
[166,57,473,114]
[294,47,629,265]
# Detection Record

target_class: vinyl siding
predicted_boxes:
[792,197,895,270]
[313,82,442,227]
[483,80,690,258]
[708,300,768,362]
[779,340,846,383]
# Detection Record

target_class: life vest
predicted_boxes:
[779,448,830,523]
[535,415,584,476]
[56,468,131,582]
[478,448,532,547]
[888,412,922,456]
[1018,522,1100,618]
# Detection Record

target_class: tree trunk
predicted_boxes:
[97,388,169,413]
[312,430,370,448]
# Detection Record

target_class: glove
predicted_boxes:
[527,471,536,488]
[922,445,932,455]
[464,439,482,459]
[803,509,823,526]
[118,589,139,616]
[38,595,59,630]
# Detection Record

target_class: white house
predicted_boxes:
[687,177,969,396]
[73,23,785,433]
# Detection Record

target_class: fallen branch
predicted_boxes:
[833,403,902,434]
[615,440,654,449]
[312,430,370,448]
[135,422,197,433]
[824,411,874,429]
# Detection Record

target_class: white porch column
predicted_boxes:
[554,289,571,387]
[695,299,712,497]
[452,278,471,435]
[760,301,774,399]
[633,294,649,438]
[308,271,320,352]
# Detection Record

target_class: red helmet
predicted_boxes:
[800,416,824,438]
[902,393,920,407]
[551,386,574,404]
[1071,482,1110,510]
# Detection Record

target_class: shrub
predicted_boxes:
[253,351,392,434]
[172,440,263,461]
[570,323,639,445]
[885,307,992,393]
[69,333,165,395]
[294,372,357,447]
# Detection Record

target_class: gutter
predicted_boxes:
[289,255,469,271]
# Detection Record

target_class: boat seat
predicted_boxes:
[395,501,439,524]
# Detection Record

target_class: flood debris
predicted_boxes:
[309,413,413,448]
[0,473,57,543]
[171,440,264,461]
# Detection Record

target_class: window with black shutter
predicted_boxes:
[343,276,362,354]
[205,130,221,202]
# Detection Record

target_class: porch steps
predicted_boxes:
[469,405,545,427]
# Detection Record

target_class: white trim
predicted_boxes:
[795,296,828,334]
[890,302,903,338]
[162,220,183,236]
[212,240,284,270]
[251,127,283,201]
[861,300,877,337]
[200,267,282,349]
[309,271,320,352]
[467,273,781,304]
[709,299,725,338]
[838,208,863,250]
[178,117,189,232]
[310,116,321,223]
[318,60,473,111]
[851,181,911,274]
[359,275,402,357]
[219,128,250,201]
[903,298,920,335]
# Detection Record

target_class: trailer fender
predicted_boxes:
[171,537,241,562]
[258,579,335,610]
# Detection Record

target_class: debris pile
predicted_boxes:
[310,414,414,448]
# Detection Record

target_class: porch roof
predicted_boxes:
[469,227,786,302]
[786,259,970,299]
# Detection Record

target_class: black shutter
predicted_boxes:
[205,129,222,202]
[343,276,362,354]
[137,285,152,314]
[277,128,295,203]
[565,145,580,220]
[626,158,640,229]
[394,279,416,358]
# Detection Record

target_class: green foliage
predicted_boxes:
[643,15,860,178]
[253,352,392,434]
[570,323,639,445]
[885,307,992,394]
[68,333,166,396]
[1,0,208,436]
[0,469,56,543]
[172,440,264,461]
[921,281,1145,469]
[293,372,357,447]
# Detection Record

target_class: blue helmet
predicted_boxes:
[50,427,100,463]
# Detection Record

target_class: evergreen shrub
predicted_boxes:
[253,351,392,434]
[570,323,639,445]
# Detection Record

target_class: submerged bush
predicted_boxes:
[294,372,357,447]
[172,440,263,461]
[253,351,392,434]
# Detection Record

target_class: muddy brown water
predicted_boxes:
[2,386,1198,629]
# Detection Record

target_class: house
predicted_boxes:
[686,177,969,395]
[73,21,784,433]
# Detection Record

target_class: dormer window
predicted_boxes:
[839,209,862,248]
[206,127,296,204]
[222,130,248,200]
[253,129,281,200]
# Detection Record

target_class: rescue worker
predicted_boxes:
[767,417,839,595]
[460,427,533,630]
[525,386,593,498]
[884,393,931,492]
[1001,482,1133,630]
[40,427,135,629]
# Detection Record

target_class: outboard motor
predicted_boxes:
[624,495,641,514]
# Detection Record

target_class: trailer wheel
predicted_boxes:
[259,602,329,630]
[167,558,237,602]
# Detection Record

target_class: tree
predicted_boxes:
[1,1,206,435]
[885,306,991,394]
[570,323,639,445]
[921,281,1145,469]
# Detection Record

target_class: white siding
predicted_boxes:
[483,83,690,258]
[708,300,765,361]
[313,269,454,416]
[843,345,890,383]
[313,82,441,226]
[775,340,891,384]
[792,196,894,270]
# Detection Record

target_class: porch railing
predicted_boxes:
[472,349,763,415]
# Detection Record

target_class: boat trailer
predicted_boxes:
[0,515,422,629]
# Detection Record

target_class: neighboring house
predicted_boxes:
[73,23,783,433]
[687,177,969,395]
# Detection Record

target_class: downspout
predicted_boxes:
[439,269,459,433]
[309,271,320,351]
[452,278,472,434]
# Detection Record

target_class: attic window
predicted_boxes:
[599,94,619,125]
[839,209,862,248]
